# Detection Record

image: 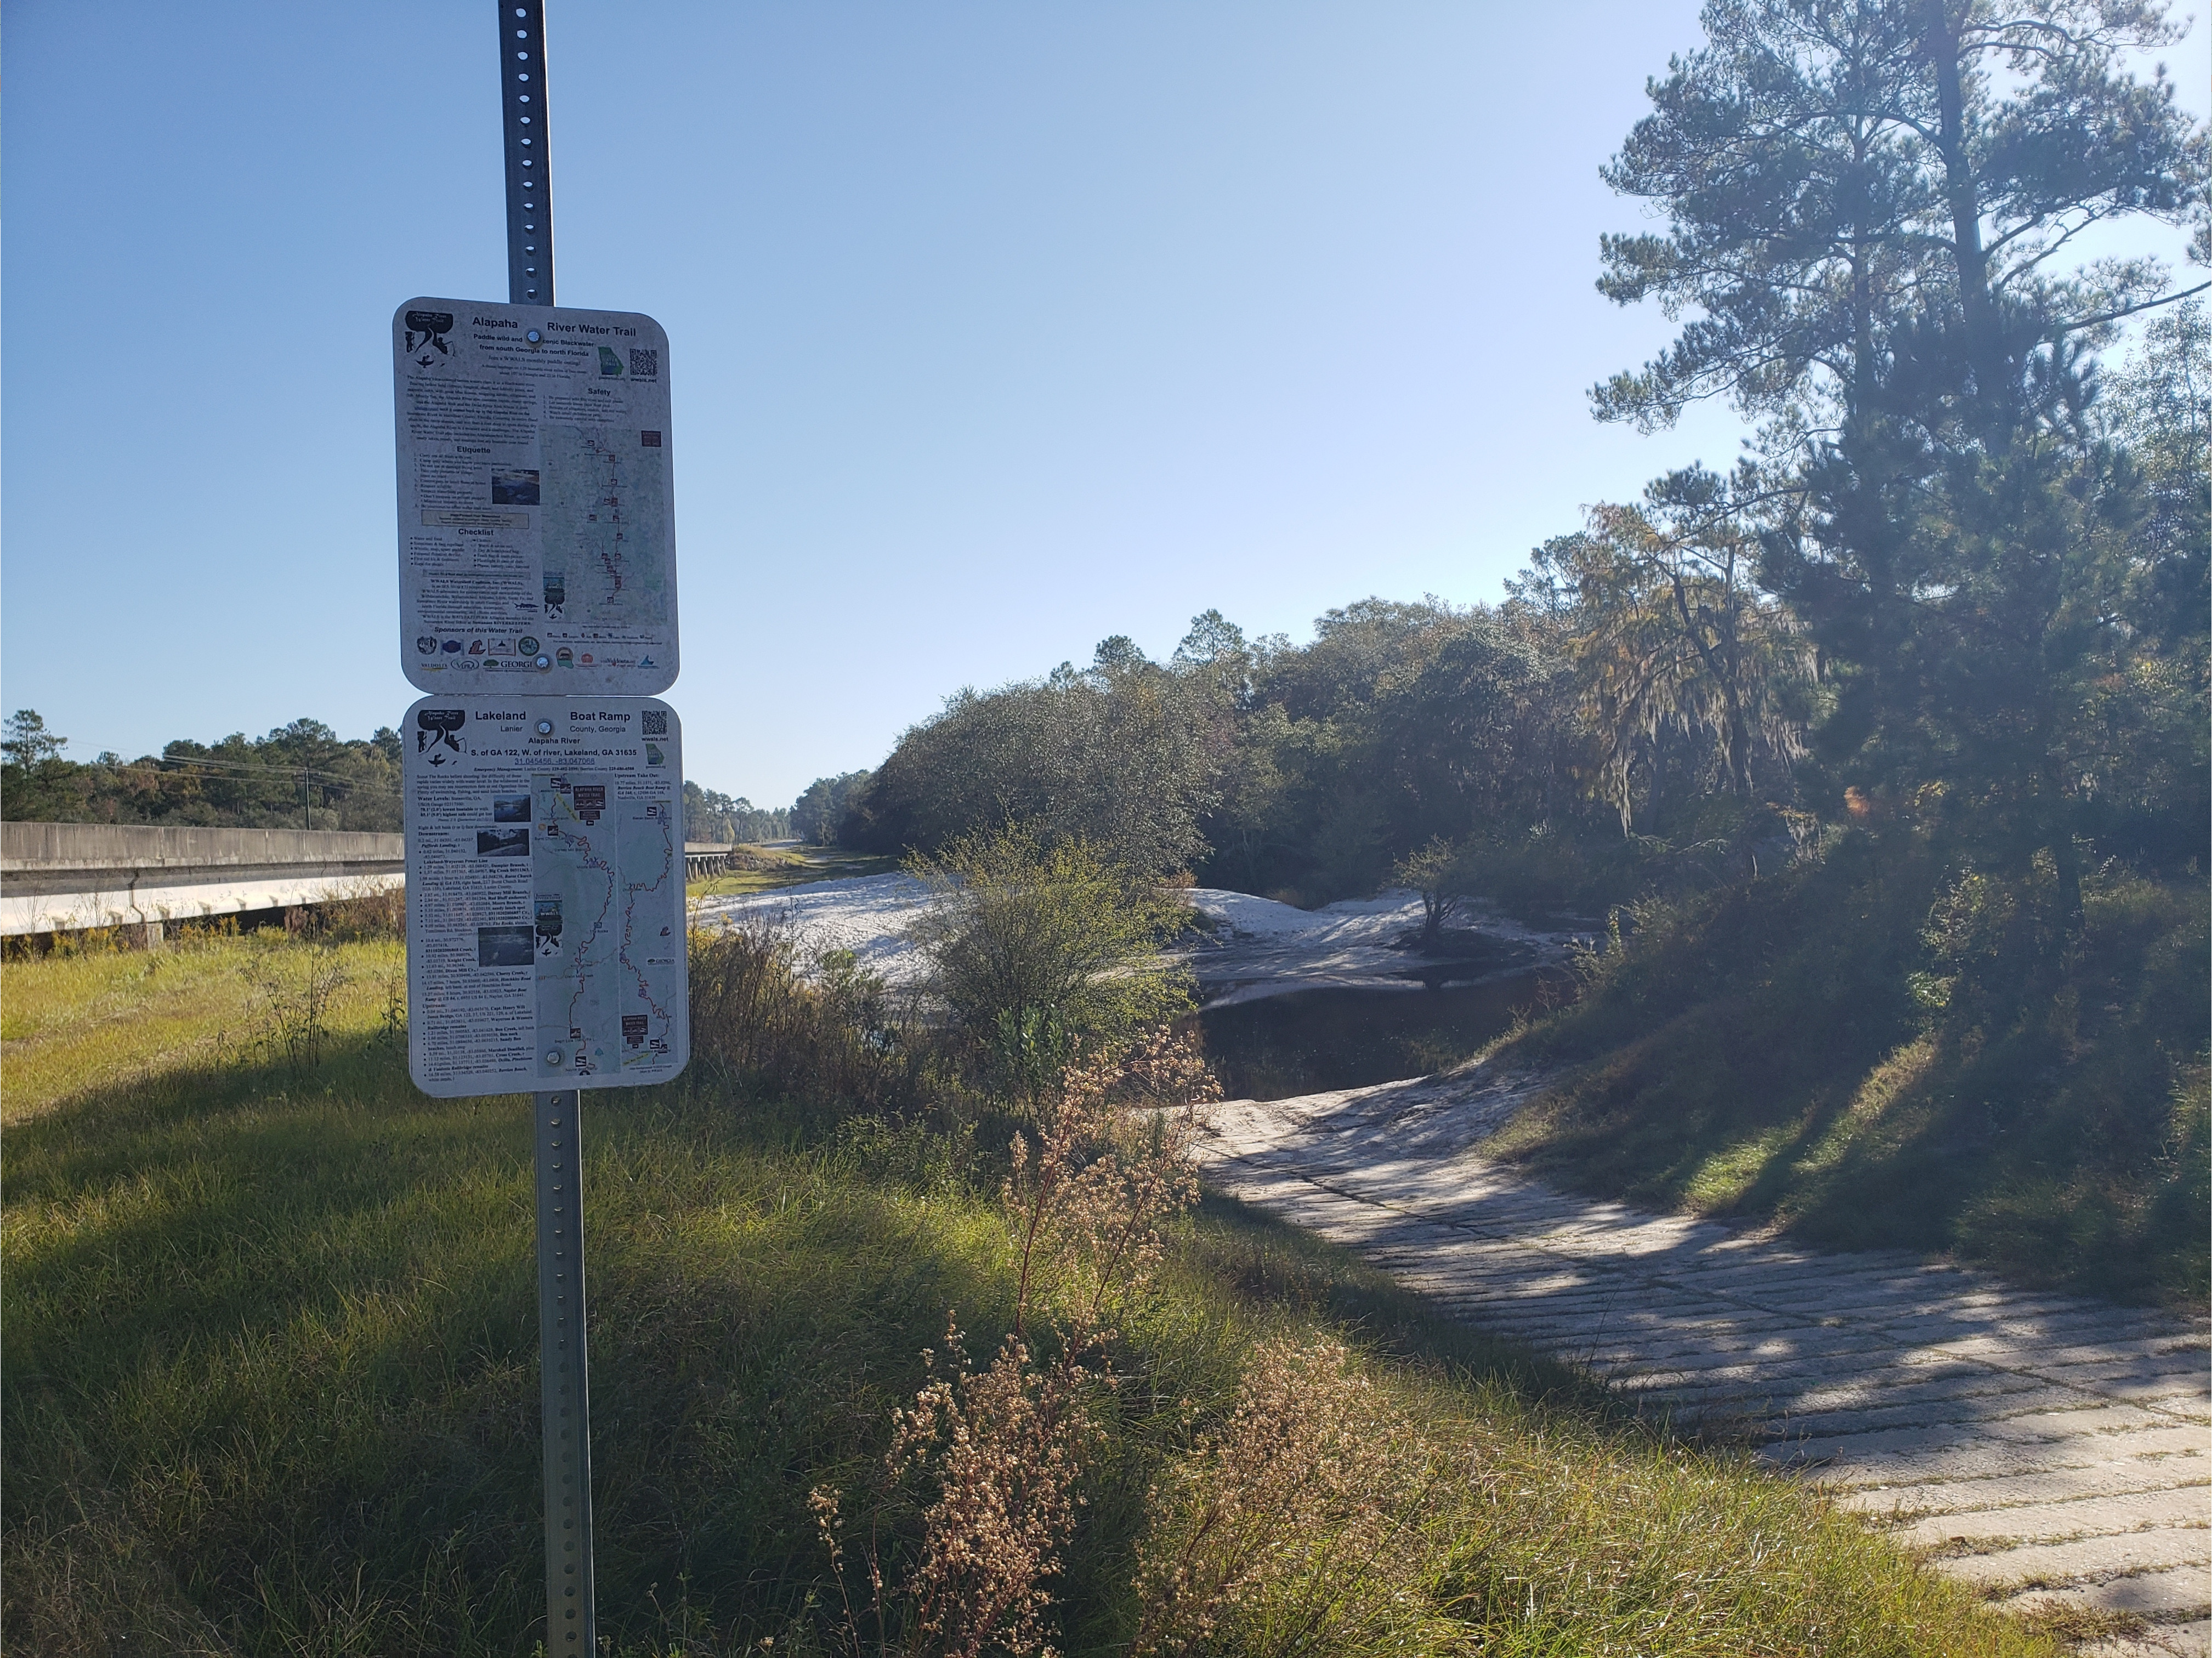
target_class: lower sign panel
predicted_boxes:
[404,694,688,1097]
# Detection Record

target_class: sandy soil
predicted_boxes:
[692,877,1588,1006]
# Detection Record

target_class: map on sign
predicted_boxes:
[393,297,678,697]
[532,772,681,1081]
[402,694,687,1098]
[538,424,672,632]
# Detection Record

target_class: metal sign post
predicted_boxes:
[508,8,585,1654]
[394,12,693,1648]
[535,1086,593,1655]
[507,5,592,1650]
[503,1,553,307]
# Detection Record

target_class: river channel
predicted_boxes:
[1188,968,1571,1101]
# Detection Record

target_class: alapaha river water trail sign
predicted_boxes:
[393,299,679,699]
[390,5,689,1649]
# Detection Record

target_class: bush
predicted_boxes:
[906,825,1194,1109]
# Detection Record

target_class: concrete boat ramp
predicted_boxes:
[1199,1071,2212,1656]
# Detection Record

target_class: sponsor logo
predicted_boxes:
[441,639,463,653]
[489,639,513,655]
[415,635,437,655]
[555,648,574,667]
[467,639,485,656]
[518,635,540,654]
[638,655,658,668]
[580,652,594,665]
[597,345,624,377]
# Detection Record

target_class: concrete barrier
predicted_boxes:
[1,822,405,939]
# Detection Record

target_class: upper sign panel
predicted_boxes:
[394,298,678,696]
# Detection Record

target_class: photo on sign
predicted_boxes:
[477,827,529,858]
[491,469,540,506]
[477,925,534,968]
[491,794,531,824]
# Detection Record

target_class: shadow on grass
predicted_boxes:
[1489,854,2209,1306]
[3,1036,1016,1655]
[9,1032,1627,1657]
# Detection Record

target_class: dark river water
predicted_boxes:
[1188,969,1570,1101]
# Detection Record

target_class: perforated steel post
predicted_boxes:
[502,3,589,1649]
[502,0,554,306]
[534,1087,594,1655]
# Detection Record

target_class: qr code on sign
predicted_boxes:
[629,348,659,377]
[642,709,667,735]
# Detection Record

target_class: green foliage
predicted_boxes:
[905,824,1194,1106]
[1489,841,2210,1304]
[847,635,1230,877]
[683,780,791,844]
[1,711,406,830]
[792,770,874,846]
[1,936,2060,1657]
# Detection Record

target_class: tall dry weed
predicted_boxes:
[1130,1336,1450,1657]
[238,937,350,1071]
[814,1323,1098,1658]
[1003,1030,1215,1343]
[688,917,934,1117]
[813,1029,1218,1658]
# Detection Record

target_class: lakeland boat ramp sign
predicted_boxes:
[394,298,678,699]
[402,694,688,1098]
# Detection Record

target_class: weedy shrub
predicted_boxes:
[1490,833,2209,1302]
[300,882,406,942]
[1132,1335,1449,1656]
[906,824,1195,1112]
[812,1030,1218,1657]
[237,935,350,1070]
[688,917,943,1120]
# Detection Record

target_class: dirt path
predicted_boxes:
[1199,1071,2212,1657]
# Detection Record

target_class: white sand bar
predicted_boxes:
[1199,1072,2212,1657]
[693,878,1584,1005]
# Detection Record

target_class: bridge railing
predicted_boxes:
[1,822,405,940]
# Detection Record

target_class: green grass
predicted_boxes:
[2,933,2062,1656]
[685,844,898,901]
[1482,838,2209,1306]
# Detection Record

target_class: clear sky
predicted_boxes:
[4,2,2202,805]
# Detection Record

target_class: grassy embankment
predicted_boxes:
[4,930,2068,1655]
[685,843,897,902]
[1481,837,2209,1307]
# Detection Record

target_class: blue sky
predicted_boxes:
[4,2,2203,805]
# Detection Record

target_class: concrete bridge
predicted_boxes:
[1,822,404,941]
[684,842,742,881]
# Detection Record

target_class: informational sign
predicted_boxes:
[402,694,689,1098]
[394,299,679,697]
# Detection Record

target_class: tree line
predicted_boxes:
[1,709,795,843]
[801,0,2205,936]
[0,712,406,833]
